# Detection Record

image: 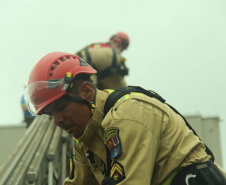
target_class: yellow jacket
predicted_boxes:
[75,43,127,90]
[64,89,210,185]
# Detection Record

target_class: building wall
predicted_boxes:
[0,115,223,167]
[0,124,27,166]
[185,115,222,165]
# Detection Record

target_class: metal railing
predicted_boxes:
[0,115,72,185]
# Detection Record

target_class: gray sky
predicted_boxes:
[1,0,226,168]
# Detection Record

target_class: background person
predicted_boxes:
[21,94,36,128]
[75,32,130,90]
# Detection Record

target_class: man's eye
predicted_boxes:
[47,113,53,117]
[56,105,65,111]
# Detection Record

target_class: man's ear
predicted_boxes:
[79,81,95,102]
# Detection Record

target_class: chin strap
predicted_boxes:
[63,87,97,115]
[90,87,97,114]
[90,102,96,115]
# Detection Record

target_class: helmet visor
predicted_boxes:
[24,79,68,116]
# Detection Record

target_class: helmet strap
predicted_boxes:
[63,87,97,115]
[63,96,91,108]
[90,87,97,115]
[90,102,96,115]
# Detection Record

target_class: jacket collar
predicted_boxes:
[78,89,109,159]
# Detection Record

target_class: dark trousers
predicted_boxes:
[24,116,35,128]
[171,160,226,185]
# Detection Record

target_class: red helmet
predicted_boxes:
[25,52,97,115]
[110,32,130,49]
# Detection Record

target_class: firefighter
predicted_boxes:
[25,52,226,185]
[75,32,130,90]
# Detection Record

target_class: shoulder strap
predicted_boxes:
[103,86,215,161]
[111,47,117,68]
[104,86,165,117]
[98,47,119,78]
[84,47,93,65]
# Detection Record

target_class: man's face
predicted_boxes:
[44,98,92,138]
[43,81,94,139]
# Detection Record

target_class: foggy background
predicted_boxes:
[0,0,225,168]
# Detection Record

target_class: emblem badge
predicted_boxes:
[104,127,121,159]
[110,162,125,184]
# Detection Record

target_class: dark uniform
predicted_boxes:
[21,94,36,127]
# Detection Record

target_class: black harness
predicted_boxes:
[77,43,128,80]
[100,86,226,185]
[102,86,214,177]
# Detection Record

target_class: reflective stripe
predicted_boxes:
[105,89,114,94]
[117,94,129,102]
[131,92,142,96]
[105,90,143,104]
[162,171,178,185]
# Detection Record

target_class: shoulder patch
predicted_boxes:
[104,127,121,159]
[110,162,125,184]
[103,127,119,141]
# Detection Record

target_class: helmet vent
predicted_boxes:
[79,57,89,66]
[50,66,56,71]
[49,57,71,76]
[51,59,62,71]
[47,55,88,78]
[60,57,72,62]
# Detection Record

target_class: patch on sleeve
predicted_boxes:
[104,127,121,159]
[69,156,75,179]
[110,162,125,184]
